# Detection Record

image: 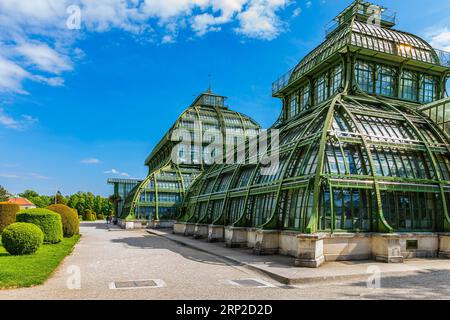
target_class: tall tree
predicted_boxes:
[19,190,39,199]
[0,185,9,202]
[50,190,67,205]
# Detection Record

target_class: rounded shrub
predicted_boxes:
[46,204,80,238]
[83,209,96,221]
[97,214,105,220]
[0,202,20,233]
[1,222,44,255]
[78,215,83,221]
[16,208,63,244]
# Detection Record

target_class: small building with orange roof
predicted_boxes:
[7,197,36,210]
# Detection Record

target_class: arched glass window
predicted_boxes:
[315,74,328,104]
[381,191,435,231]
[400,70,418,101]
[289,94,298,118]
[355,60,374,93]
[299,85,310,111]
[331,64,343,95]
[376,65,395,97]
[420,75,437,103]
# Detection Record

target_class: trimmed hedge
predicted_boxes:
[0,202,20,233]
[1,222,44,255]
[16,208,63,244]
[46,204,80,238]
[97,214,105,220]
[83,209,96,221]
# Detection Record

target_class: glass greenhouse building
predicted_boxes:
[174,0,450,265]
[109,0,450,265]
[109,90,260,228]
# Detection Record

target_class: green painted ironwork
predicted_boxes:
[178,1,450,235]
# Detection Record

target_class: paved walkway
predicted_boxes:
[149,229,450,285]
[0,222,449,300]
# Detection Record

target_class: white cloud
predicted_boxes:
[29,173,50,180]
[428,27,450,52]
[81,158,101,164]
[0,0,294,94]
[0,56,30,94]
[292,7,302,18]
[0,173,20,179]
[235,0,289,40]
[162,35,176,44]
[0,172,49,179]
[15,41,73,74]
[104,168,130,177]
[0,108,38,130]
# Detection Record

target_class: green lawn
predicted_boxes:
[0,235,80,289]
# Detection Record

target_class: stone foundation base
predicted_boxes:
[184,223,196,236]
[208,225,224,242]
[173,222,187,235]
[253,230,280,255]
[172,222,450,267]
[194,224,209,239]
[439,233,450,259]
[224,227,248,248]
[372,234,404,263]
[294,234,326,268]
[117,219,147,229]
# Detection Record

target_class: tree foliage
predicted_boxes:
[16,190,113,217]
[0,185,9,202]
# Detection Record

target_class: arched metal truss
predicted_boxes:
[119,91,261,220]
[181,93,450,233]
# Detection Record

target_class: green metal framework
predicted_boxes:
[419,98,450,136]
[118,90,261,221]
[107,178,142,217]
[179,0,450,234]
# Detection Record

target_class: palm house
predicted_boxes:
[109,90,260,228]
[174,0,450,266]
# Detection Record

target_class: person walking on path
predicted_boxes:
[106,215,110,224]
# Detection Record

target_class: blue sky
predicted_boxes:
[1,0,449,197]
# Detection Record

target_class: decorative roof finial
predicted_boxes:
[207,74,212,93]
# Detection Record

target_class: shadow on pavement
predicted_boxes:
[110,233,242,267]
[345,269,450,299]
[80,222,118,230]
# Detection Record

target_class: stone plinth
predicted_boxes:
[439,233,450,259]
[173,222,187,235]
[372,234,404,263]
[398,233,438,258]
[194,224,209,239]
[184,223,196,236]
[324,233,372,261]
[294,233,326,268]
[253,230,280,255]
[224,226,248,248]
[208,225,224,242]
[118,219,146,229]
[158,220,175,228]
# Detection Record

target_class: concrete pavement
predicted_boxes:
[0,222,449,300]
[148,228,450,285]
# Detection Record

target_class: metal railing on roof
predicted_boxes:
[325,10,397,36]
[272,46,450,96]
[272,67,294,95]
[435,49,450,67]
